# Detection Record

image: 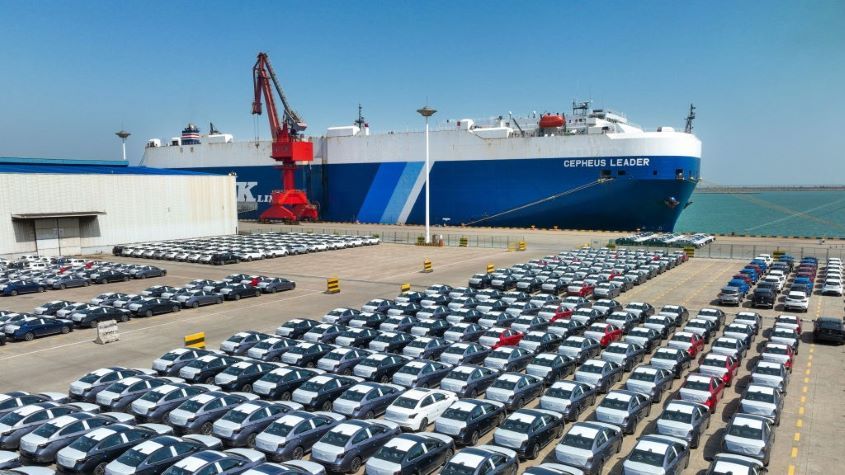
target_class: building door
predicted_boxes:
[34,218,81,256]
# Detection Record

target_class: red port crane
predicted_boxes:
[252,52,319,222]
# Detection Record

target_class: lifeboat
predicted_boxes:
[539,114,565,128]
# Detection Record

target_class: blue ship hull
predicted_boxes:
[183,154,699,231]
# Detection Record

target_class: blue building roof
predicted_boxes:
[0,157,212,176]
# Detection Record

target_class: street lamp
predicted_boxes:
[115,130,131,161]
[417,105,436,243]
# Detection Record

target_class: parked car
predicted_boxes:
[623,327,661,352]
[625,365,674,403]
[482,347,533,372]
[368,332,415,353]
[739,384,784,426]
[574,359,623,394]
[385,388,458,432]
[310,419,402,473]
[168,391,260,435]
[68,368,153,403]
[493,408,564,460]
[104,434,222,474]
[438,365,500,398]
[760,343,794,371]
[131,383,218,423]
[274,319,319,339]
[600,342,645,372]
[704,453,767,475]
[666,332,705,358]
[332,382,404,419]
[256,278,295,294]
[128,298,181,317]
[365,432,455,475]
[70,306,130,327]
[247,337,298,362]
[621,434,690,474]
[211,400,301,448]
[525,353,575,385]
[291,374,363,411]
[252,367,324,401]
[18,412,134,463]
[402,336,450,359]
[55,423,173,473]
[813,317,844,344]
[253,410,344,462]
[353,354,411,383]
[179,355,242,384]
[317,348,372,375]
[485,373,544,410]
[434,398,505,446]
[557,336,601,364]
[280,343,335,368]
[539,380,597,422]
[214,361,279,392]
[554,421,623,475]
[678,374,725,413]
[722,413,775,466]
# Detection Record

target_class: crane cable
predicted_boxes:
[463,178,609,226]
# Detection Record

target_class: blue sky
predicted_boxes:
[0,0,842,184]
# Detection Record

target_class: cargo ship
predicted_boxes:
[141,102,701,231]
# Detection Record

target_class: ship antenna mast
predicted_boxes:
[684,103,696,133]
[354,103,366,128]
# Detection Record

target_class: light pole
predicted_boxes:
[417,105,436,243]
[115,130,131,161]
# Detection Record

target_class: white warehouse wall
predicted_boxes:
[0,172,237,256]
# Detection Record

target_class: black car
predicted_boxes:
[366,432,455,475]
[291,374,363,411]
[434,398,506,446]
[368,331,415,353]
[152,348,212,376]
[257,277,296,294]
[335,328,381,348]
[253,367,325,401]
[280,342,335,368]
[348,312,390,329]
[440,445,518,475]
[140,286,178,298]
[493,408,564,460]
[130,383,216,423]
[210,253,240,265]
[814,317,845,345]
[439,365,500,398]
[70,306,130,328]
[752,289,776,309]
[220,331,273,356]
[94,270,131,284]
[247,337,299,362]
[68,368,152,403]
[105,434,222,474]
[214,360,279,392]
[54,423,173,474]
[274,319,320,339]
[353,354,411,383]
[402,336,450,360]
[253,410,344,462]
[525,353,576,385]
[468,273,493,289]
[128,298,181,317]
[178,354,241,384]
[221,284,261,301]
[32,300,75,316]
[322,308,361,325]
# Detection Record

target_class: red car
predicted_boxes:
[583,322,622,347]
[762,343,795,371]
[698,353,740,386]
[478,327,523,349]
[539,305,573,323]
[567,281,595,298]
[679,373,725,413]
[667,331,705,358]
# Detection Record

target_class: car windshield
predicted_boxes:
[501,418,532,433]
[116,447,149,467]
[397,365,422,375]
[299,381,324,392]
[579,364,604,374]
[445,370,472,381]
[69,433,102,452]
[605,345,628,354]
[728,424,764,440]
[628,448,664,466]
[442,461,477,475]
[561,340,583,348]
[630,372,656,382]
[745,392,775,403]
[685,380,711,391]
[661,409,692,423]
[323,352,345,361]
[600,398,630,410]
[392,397,418,409]
[765,347,788,355]
[444,346,467,355]
[491,379,517,390]
[375,446,408,463]
[266,421,297,437]
[531,357,557,367]
[322,431,353,447]
[178,398,206,413]
[79,372,107,384]
[562,433,594,449]
[342,389,369,402]
[0,411,28,425]
[222,409,251,423]
[139,390,166,402]
[546,387,574,399]
[32,421,63,437]
[159,352,183,361]
[714,341,736,350]
[442,407,472,420]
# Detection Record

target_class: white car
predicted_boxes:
[782,291,809,313]
[821,280,843,296]
[384,388,457,431]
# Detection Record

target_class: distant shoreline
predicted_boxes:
[695,185,845,193]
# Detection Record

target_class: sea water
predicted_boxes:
[675,191,845,237]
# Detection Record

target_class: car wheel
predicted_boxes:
[279,391,291,401]
[94,462,108,475]
[292,445,305,460]
[39,286,46,292]
[241,383,253,392]
[379,375,390,383]
[321,400,332,411]
[350,456,362,473]
[24,332,34,341]
[246,433,257,448]
[119,313,129,323]
[61,325,70,334]
[173,306,180,313]
[234,294,241,301]
[161,270,167,276]
[90,321,98,329]
[200,422,213,435]
[60,284,66,290]
[205,376,215,384]
[255,291,260,298]
[192,302,199,309]
[123,276,130,282]
[418,417,428,431]
[305,361,315,368]
[364,410,375,419]
[145,310,153,318]
[469,430,479,445]
[526,443,538,459]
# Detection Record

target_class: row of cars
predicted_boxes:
[615,233,715,248]
[0,273,295,345]
[113,232,380,266]
[0,257,166,297]
[717,253,806,311]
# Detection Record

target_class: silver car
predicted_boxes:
[574,359,622,393]
[621,434,690,475]
[739,385,784,425]
[554,421,623,475]
[750,361,789,393]
[722,413,775,466]
[539,381,597,422]
[710,337,746,360]
[593,390,651,435]
[706,453,767,474]
[654,400,711,449]
[624,365,673,403]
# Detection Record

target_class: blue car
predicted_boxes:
[1,280,45,296]
[727,279,749,295]
[4,317,73,341]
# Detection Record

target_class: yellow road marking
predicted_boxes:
[788,465,796,475]
[807,361,812,368]
[805,369,811,375]
[791,447,799,458]
[804,377,810,384]
[800,396,806,404]
[797,419,803,428]
[808,354,813,360]
[799,406,805,416]
[802,386,808,393]
[794,432,801,441]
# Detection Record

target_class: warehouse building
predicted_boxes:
[0,158,237,257]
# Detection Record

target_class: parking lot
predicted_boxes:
[0,242,842,474]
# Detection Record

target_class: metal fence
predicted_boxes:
[240,225,524,249]
[622,242,845,261]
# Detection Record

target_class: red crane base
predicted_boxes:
[258,189,319,223]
